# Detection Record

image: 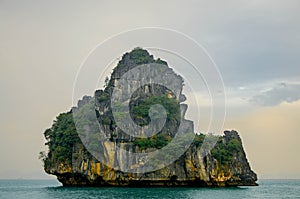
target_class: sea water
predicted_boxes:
[0,179,299,198]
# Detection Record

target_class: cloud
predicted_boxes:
[197,0,300,87]
[250,82,300,106]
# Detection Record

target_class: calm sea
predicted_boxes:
[0,179,299,199]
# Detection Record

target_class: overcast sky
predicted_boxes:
[0,0,299,179]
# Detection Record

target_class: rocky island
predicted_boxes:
[41,48,258,187]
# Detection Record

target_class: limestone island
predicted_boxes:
[40,48,258,187]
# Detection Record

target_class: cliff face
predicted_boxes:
[45,130,257,187]
[43,48,257,187]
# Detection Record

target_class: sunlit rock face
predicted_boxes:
[43,48,257,187]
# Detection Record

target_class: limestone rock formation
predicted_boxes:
[42,48,257,187]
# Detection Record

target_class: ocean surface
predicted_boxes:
[0,179,299,199]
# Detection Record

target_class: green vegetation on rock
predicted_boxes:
[132,94,180,126]
[43,112,79,165]
[133,134,172,150]
[211,137,242,164]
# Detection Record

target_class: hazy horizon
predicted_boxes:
[1,0,300,180]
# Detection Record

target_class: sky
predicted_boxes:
[0,0,300,179]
